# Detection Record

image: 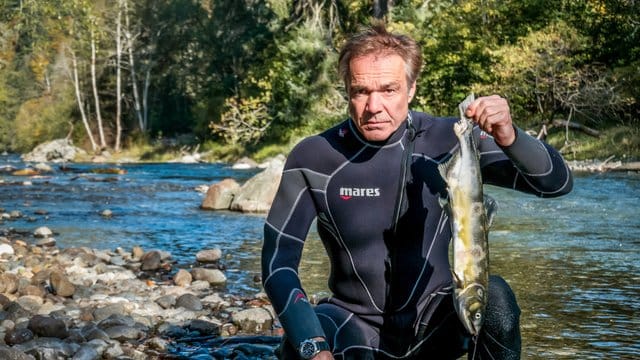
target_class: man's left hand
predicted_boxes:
[465,95,516,147]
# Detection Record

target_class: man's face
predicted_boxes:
[348,53,416,142]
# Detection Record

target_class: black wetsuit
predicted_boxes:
[262,111,572,359]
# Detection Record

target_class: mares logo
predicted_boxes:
[339,187,380,200]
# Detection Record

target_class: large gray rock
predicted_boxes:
[229,156,285,213]
[21,139,85,163]
[200,179,240,210]
[231,306,275,333]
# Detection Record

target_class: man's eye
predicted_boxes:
[351,89,368,97]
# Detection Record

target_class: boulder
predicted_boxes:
[200,179,240,210]
[195,249,222,263]
[231,306,275,333]
[229,157,285,213]
[21,139,85,163]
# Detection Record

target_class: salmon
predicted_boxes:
[438,94,497,336]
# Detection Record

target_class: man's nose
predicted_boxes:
[366,92,383,113]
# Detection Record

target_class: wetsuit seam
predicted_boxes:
[516,161,572,195]
[263,267,298,294]
[396,210,447,311]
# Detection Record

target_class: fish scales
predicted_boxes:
[438,94,495,337]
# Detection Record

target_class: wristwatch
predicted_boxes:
[298,338,330,359]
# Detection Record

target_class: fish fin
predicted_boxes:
[438,149,459,180]
[483,195,498,228]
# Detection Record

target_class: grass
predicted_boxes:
[545,125,640,162]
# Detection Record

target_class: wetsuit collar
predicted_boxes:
[348,112,414,147]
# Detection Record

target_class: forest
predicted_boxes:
[0,0,638,161]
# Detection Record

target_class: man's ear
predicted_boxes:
[408,81,417,102]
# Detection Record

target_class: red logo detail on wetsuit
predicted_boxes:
[294,292,307,303]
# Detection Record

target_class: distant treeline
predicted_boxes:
[0,0,637,153]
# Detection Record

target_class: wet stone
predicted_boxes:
[27,315,69,339]
[173,269,192,287]
[0,273,20,294]
[140,251,162,271]
[195,249,222,263]
[103,325,143,341]
[49,271,76,297]
[72,345,99,360]
[0,344,34,360]
[33,226,52,238]
[188,319,220,337]
[155,295,176,309]
[176,294,203,311]
[4,302,31,321]
[93,303,127,322]
[4,327,34,345]
[97,314,135,329]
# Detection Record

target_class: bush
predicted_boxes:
[13,89,75,152]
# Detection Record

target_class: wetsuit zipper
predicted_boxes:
[385,116,417,306]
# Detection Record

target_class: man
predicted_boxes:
[262,25,572,360]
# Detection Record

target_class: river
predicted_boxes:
[1,154,638,359]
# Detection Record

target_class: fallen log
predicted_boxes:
[550,119,601,137]
[567,159,640,172]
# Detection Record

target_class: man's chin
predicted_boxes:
[362,129,393,142]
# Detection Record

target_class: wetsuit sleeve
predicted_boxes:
[477,126,573,197]
[261,149,326,348]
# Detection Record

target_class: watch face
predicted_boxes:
[299,340,318,359]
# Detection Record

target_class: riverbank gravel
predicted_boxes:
[0,222,282,359]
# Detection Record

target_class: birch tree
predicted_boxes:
[90,23,107,149]
[114,0,123,151]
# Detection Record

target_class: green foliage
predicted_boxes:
[0,0,637,160]
[264,18,345,142]
[13,89,76,152]
[475,20,589,126]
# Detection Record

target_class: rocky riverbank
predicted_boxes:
[0,222,283,359]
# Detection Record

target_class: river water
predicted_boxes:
[1,154,638,359]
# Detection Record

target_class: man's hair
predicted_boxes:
[338,24,422,91]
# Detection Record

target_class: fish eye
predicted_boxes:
[477,289,483,297]
[475,313,482,320]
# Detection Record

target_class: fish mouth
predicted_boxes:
[455,284,487,336]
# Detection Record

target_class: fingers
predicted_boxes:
[466,95,510,128]
[465,95,516,146]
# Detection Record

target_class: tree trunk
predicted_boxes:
[114,0,123,151]
[373,0,392,19]
[143,66,151,132]
[70,49,98,151]
[123,0,145,133]
[91,28,106,149]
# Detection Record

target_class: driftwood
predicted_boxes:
[567,157,640,172]
[536,119,601,140]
